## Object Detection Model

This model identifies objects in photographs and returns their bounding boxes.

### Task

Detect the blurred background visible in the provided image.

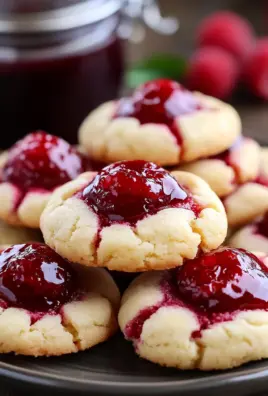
[128,0,267,62]
[125,0,268,141]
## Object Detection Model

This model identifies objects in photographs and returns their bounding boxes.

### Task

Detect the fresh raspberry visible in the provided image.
[186,47,239,99]
[196,11,255,62]
[243,38,268,100]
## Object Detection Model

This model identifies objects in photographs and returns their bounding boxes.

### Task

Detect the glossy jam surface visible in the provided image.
[80,160,200,226]
[0,38,123,148]
[177,247,268,312]
[2,131,90,190]
[125,248,268,341]
[0,243,77,312]
[257,213,268,238]
[114,79,203,145]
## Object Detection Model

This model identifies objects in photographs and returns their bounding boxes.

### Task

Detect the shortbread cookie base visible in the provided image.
[179,138,260,197]
[41,171,227,271]
[0,266,120,356]
[119,266,268,370]
[0,182,51,228]
[229,224,268,253]
[224,183,268,227]
[79,93,241,166]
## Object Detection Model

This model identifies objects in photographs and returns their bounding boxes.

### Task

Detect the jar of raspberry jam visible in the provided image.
[0,0,124,147]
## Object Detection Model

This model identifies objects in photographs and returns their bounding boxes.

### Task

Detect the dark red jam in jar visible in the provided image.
[0,0,124,148]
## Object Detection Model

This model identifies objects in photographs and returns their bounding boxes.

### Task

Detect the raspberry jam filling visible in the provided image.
[2,131,90,191]
[125,248,268,341]
[256,212,268,238]
[78,160,201,227]
[0,243,78,314]
[255,175,268,187]
[177,247,268,312]
[212,136,243,183]
[255,166,268,187]
[114,79,203,146]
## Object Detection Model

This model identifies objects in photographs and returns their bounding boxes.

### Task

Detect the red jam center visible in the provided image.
[0,243,77,312]
[257,213,268,238]
[2,131,90,190]
[177,247,268,312]
[114,79,203,146]
[79,160,200,226]
[212,136,243,181]
[255,163,268,187]
[125,248,268,341]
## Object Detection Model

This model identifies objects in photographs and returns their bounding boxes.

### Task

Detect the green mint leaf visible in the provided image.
[126,69,167,89]
[126,54,188,89]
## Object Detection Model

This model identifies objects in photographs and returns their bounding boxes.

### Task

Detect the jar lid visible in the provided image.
[0,0,121,33]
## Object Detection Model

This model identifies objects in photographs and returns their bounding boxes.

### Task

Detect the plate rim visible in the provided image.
[1,359,268,394]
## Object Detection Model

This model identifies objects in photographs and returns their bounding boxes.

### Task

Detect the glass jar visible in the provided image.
[0,0,124,147]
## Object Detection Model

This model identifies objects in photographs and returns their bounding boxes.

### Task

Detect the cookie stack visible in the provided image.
[0,132,120,356]
[229,148,268,252]
[0,79,268,371]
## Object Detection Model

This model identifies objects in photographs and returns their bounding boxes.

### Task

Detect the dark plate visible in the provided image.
[1,333,268,396]
[1,141,268,395]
